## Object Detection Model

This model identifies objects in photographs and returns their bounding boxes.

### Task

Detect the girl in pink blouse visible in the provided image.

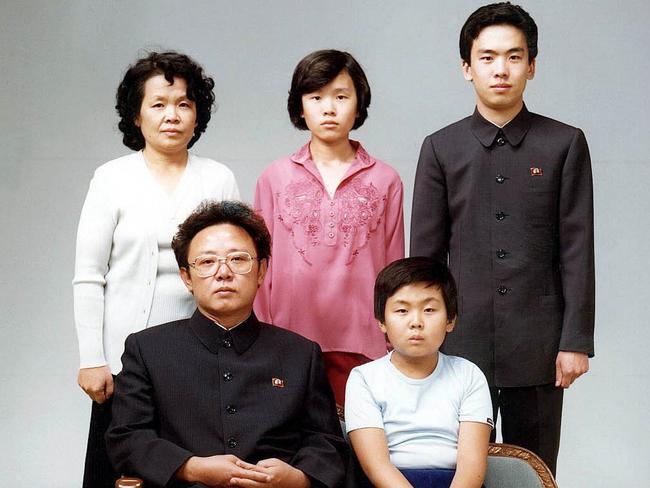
[254,50,405,406]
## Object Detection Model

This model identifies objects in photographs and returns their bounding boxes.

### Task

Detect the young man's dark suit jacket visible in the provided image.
[410,105,595,388]
[106,310,347,488]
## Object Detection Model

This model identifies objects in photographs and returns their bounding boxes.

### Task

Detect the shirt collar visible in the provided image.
[289,140,374,168]
[189,309,261,355]
[470,104,532,147]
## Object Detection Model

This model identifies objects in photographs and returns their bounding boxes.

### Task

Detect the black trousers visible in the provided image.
[83,396,119,488]
[489,384,564,476]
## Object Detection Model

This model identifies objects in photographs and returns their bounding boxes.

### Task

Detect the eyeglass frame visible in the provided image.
[187,251,260,277]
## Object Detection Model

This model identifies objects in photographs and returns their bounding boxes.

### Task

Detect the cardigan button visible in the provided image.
[226,405,237,414]
[496,174,506,184]
[496,249,508,259]
[223,372,233,381]
[497,285,509,295]
[227,437,237,448]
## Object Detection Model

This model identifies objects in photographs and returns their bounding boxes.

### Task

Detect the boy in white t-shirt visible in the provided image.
[345,257,493,488]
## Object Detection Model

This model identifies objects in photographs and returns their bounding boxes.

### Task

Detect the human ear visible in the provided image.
[180,267,193,294]
[257,258,268,287]
[526,58,536,80]
[462,60,473,82]
[446,317,456,333]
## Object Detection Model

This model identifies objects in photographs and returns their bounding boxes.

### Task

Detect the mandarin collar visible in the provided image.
[290,140,374,168]
[470,104,532,147]
[189,309,261,355]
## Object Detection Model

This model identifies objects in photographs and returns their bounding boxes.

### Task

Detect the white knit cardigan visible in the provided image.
[73,151,240,373]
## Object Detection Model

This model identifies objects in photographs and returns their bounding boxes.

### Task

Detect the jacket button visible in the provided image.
[223,338,232,348]
[226,405,237,414]
[223,372,233,381]
[496,249,507,259]
[227,437,237,448]
[495,174,506,184]
[495,211,507,221]
[497,285,509,295]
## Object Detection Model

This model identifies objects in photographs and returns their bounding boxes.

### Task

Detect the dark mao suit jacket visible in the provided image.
[411,106,595,387]
[106,311,346,488]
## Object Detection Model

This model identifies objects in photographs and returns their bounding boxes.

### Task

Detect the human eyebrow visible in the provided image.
[332,86,353,93]
[392,296,441,306]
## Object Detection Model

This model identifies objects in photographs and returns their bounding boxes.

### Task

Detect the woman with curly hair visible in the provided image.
[73,51,239,487]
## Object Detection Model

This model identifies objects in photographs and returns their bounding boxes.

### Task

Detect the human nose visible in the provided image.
[213,257,234,280]
[409,313,423,329]
[494,57,508,78]
[322,97,336,115]
[163,104,179,122]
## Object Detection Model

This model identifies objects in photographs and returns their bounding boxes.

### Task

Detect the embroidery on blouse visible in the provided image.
[279,175,386,265]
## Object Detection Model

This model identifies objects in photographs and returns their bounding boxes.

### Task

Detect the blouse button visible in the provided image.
[328,232,334,238]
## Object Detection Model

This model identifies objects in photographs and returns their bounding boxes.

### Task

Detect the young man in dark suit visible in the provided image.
[107,201,346,488]
[410,2,594,475]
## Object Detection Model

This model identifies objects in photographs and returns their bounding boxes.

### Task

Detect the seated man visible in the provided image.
[107,200,346,488]
[345,257,493,488]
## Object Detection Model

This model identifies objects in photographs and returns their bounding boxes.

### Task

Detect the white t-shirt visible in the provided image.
[345,352,493,469]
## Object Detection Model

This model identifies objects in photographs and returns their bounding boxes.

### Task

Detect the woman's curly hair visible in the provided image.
[116,51,215,150]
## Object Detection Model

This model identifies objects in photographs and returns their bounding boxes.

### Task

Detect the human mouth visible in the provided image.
[408,335,424,342]
[215,287,236,295]
[161,129,181,135]
[321,120,338,128]
[491,84,511,91]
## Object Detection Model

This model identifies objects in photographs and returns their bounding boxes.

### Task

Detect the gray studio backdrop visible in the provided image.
[1,0,648,486]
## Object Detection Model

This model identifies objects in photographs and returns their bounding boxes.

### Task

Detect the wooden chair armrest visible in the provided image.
[115,477,143,487]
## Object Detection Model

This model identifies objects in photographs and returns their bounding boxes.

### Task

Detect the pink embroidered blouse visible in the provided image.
[254,142,405,359]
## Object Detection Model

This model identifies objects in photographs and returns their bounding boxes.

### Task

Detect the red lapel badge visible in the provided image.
[272,377,285,388]
[530,167,543,176]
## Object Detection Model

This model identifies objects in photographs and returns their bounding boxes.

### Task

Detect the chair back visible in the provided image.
[485,443,558,488]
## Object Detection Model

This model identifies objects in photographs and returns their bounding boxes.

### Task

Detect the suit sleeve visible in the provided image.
[291,342,347,488]
[383,174,405,264]
[106,334,194,488]
[253,171,274,324]
[558,129,595,356]
[410,135,450,263]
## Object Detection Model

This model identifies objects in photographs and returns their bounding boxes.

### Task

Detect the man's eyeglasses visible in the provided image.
[188,251,258,277]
